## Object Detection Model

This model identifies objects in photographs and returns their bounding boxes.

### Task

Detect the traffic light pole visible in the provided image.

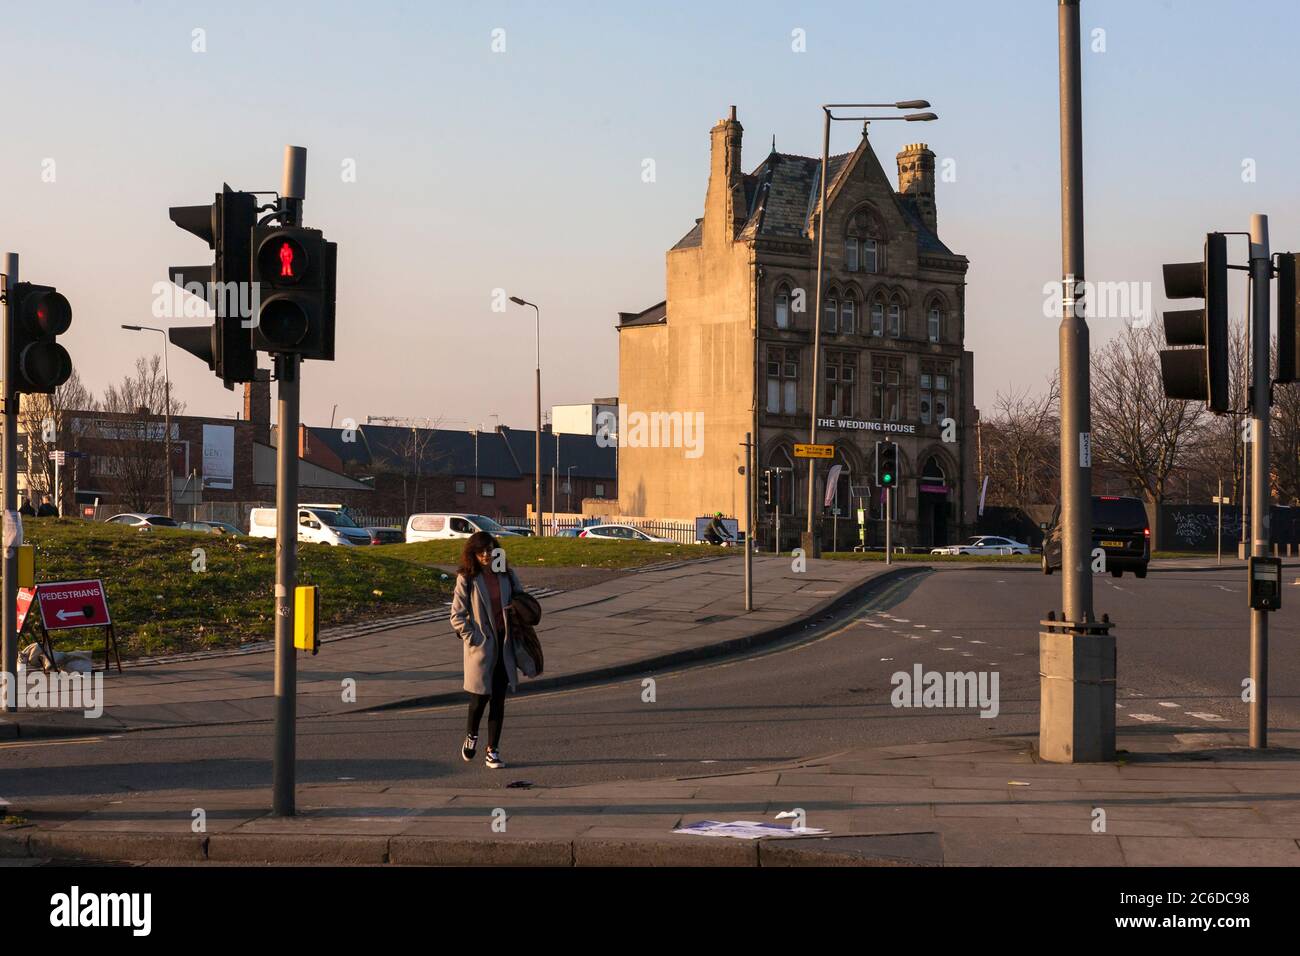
[1,253,17,711]
[1248,213,1270,748]
[272,146,307,816]
[885,487,892,566]
[741,432,753,611]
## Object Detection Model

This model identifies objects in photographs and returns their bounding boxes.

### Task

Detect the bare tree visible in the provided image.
[18,368,96,512]
[980,374,1060,508]
[1178,320,1250,504]
[97,355,185,512]
[1273,339,1300,506]
[1090,323,1205,521]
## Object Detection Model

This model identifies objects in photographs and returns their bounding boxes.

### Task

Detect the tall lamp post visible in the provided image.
[122,324,174,518]
[508,296,543,536]
[567,464,576,513]
[803,102,936,557]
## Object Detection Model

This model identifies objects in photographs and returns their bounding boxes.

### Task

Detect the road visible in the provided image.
[2,563,1296,803]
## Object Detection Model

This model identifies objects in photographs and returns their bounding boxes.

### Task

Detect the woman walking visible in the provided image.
[449,531,533,769]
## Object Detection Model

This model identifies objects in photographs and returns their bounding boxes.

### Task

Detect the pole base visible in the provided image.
[1039,627,1116,763]
[799,531,821,559]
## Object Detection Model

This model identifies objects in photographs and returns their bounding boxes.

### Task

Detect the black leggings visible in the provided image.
[467,640,509,749]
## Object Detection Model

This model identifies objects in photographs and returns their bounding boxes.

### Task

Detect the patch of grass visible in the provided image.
[383,536,723,570]
[12,521,724,658]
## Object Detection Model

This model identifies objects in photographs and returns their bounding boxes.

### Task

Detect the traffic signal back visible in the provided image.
[1159,232,1230,413]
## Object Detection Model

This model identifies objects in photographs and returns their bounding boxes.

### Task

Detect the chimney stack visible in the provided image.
[703,105,745,246]
[896,143,937,234]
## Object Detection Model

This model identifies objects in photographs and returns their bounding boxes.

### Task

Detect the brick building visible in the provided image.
[618,106,976,549]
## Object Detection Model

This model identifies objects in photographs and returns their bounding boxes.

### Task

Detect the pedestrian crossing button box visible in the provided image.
[1248,556,1282,611]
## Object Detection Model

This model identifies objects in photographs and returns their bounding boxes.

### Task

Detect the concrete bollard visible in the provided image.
[1039,627,1116,763]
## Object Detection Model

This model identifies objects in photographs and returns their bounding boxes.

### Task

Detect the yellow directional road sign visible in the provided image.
[794,443,835,459]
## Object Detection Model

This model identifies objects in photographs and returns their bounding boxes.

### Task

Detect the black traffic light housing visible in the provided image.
[251,225,335,360]
[167,185,259,389]
[875,440,898,489]
[1159,232,1230,413]
[1277,253,1298,384]
[7,283,73,393]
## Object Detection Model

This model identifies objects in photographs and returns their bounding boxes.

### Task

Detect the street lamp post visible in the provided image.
[803,102,936,558]
[567,464,576,513]
[509,296,543,536]
[122,324,174,517]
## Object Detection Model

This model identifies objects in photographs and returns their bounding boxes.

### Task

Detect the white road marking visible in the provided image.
[880,658,893,662]
[939,647,955,651]
[1187,712,1226,722]
[913,624,929,629]
[1130,713,1164,722]
[1157,702,1180,708]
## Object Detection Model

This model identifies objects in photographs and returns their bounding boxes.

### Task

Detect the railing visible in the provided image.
[502,516,700,544]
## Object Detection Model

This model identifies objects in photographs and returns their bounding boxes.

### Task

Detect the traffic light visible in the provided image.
[250,225,336,359]
[875,440,898,489]
[8,283,72,393]
[763,470,773,507]
[1159,232,1230,413]
[167,185,259,389]
[1278,253,1298,384]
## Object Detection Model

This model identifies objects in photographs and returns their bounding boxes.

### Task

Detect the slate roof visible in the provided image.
[304,424,616,480]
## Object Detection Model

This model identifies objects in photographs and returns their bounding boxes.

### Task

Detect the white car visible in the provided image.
[404,513,522,543]
[578,524,674,543]
[105,513,180,530]
[931,535,1030,556]
[249,505,372,546]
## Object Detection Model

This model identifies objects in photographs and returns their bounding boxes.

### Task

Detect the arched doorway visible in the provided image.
[917,455,951,547]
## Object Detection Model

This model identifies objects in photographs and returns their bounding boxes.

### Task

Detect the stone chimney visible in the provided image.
[896,143,937,234]
[243,370,271,444]
[703,105,745,247]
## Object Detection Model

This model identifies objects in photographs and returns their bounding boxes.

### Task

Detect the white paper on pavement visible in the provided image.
[673,820,829,840]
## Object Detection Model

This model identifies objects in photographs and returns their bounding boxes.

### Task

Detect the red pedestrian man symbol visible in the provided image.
[279,241,295,278]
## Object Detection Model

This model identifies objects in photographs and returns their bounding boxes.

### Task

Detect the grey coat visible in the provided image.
[449,568,538,695]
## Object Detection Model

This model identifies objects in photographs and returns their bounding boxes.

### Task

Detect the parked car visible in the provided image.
[1041,494,1150,578]
[364,527,405,545]
[105,513,180,530]
[579,524,674,543]
[930,535,1030,556]
[404,513,521,543]
[249,504,372,546]
[503,526,535,537]
[554,527,584,538]
[192,520,245,536]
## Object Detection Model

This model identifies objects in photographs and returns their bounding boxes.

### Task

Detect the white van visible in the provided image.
[404,513,520,543]
[249,504,373,547]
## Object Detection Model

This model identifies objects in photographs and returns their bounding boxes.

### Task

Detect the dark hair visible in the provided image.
[457,531,501,579]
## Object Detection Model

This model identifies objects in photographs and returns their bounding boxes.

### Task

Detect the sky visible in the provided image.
[1,0,1297,430]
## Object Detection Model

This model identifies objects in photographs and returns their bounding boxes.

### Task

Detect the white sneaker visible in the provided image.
[485,748,505,769]
[461,735,477,762]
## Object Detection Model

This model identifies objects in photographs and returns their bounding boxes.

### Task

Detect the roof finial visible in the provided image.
[862,120,871,137]
[770,134,776,155]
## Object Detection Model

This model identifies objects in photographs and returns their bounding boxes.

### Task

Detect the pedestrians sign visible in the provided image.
[35,579,112,631]
[16,587,34,633]
[794,443,834,459]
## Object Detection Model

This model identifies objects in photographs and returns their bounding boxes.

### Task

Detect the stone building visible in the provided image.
[618,106,975,549]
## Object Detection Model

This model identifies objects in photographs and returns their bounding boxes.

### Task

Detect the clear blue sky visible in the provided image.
[1,0,1296,428]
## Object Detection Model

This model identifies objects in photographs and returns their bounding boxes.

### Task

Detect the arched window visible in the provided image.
[888,299,903,338]
[863,237,880,273]
[927,302,943,342]
[840,294,856,335]
[823,290,839,334]
[847,209,886,275]
[775,285,791,329]
[870,297,885,337]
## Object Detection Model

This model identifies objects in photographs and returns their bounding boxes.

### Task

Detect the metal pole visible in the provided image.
[533,306,542,537]
[775,471,782,554]
[550,466,556,535]
[743,432,753,611]
[1248,213,1270,749]
[272,145,307,816]
[1,253,18,711]
[1058,0,1093,627]
[885,487,892,565]
[163,350,172,518]
[1217,478,1223,566]
[804,109,831,552]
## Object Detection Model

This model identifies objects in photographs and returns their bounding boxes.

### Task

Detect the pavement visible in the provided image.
[4,727,1298,866]
[1,555,916,738]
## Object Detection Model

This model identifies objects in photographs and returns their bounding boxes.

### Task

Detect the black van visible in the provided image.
[1041,495,1151,578]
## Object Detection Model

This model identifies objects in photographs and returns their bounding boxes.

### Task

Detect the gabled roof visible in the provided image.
[617,300,667,328]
